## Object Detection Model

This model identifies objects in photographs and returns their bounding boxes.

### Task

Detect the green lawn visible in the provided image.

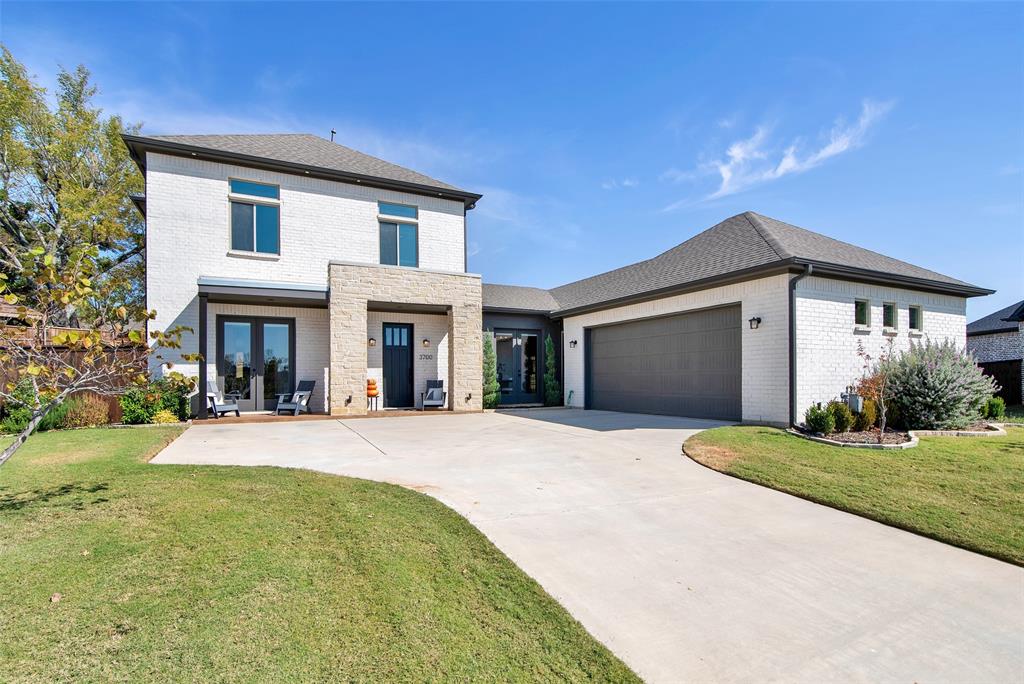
[0,428,637,683]
[685,426,1024,566]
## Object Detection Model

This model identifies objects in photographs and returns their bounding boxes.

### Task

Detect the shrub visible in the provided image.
[543,334,561,406]
[151,372,195,421]
[0,379,35,434]
[151,409,180,424]
[482,334,500,409]
[882,339,997,430]
[805,402,835,435]
[120,386,154,425]
[853,398,877,432]
[37,400,71,432]
[62,395,110,428]
[984,396,1006,420]
[827,400,854,433]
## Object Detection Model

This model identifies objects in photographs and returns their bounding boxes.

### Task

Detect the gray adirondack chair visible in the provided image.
[420,380,446,411]
[275,380,316,416]
[207,379,240,418]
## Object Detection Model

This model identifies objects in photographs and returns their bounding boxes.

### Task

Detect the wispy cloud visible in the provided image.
[601,177,639,190]
[472,186,583,253]
[662,99,894,209]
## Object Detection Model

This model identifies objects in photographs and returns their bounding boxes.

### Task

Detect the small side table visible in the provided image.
[367,395,379,411]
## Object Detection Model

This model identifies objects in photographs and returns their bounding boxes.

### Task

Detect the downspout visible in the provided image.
[789,263,813,426]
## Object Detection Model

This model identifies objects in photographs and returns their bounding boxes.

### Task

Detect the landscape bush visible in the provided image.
[150,409,180,424]
[853,398,877,432]
[0,380,35,434]
[826,400,854,433]
[984,396,1006,420]
[804,402,836,435]
[881,339,997,430]
[119,373,196,424]
[62,395,111,429]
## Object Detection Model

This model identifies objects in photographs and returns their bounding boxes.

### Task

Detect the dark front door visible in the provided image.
[383,323,414,408]
[218,316,295,412]
[494,330,542,404]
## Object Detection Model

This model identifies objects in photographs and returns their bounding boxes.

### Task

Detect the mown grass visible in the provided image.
[685,426,1024,565]
[0,427,637,683]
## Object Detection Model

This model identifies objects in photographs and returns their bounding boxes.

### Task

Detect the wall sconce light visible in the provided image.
[422,338,431,348]
[368,337,376,347]
[748,316,762,330]
[569,340,578,348]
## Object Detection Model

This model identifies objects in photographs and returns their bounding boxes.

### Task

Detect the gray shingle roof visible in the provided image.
[967,299,1024,335]
[488,212,988,316]
[482,284,561,312]
[139,133,472,196]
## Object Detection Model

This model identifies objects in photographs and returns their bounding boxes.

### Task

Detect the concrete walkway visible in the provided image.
[154,409,1024,683]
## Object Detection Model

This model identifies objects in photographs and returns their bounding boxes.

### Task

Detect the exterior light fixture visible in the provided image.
[422,338,431,348]
[569,340,578,348]
[748,317,762,330]
[368,337,376,347]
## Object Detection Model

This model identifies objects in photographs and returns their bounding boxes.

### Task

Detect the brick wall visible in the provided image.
[328,262,482,415]
[968,324,1024,403]
[366,311,450,410]
[145,152,465,378]
[794,276,967,419]
[205,303,330,413]
[561,273,791,425]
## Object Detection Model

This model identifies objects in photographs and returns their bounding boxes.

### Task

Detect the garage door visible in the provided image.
[586,305,741,420]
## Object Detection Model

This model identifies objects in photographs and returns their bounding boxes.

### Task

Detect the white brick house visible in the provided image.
[126,133,483,416]
[128,133,991,423]
[967,300,1023,406]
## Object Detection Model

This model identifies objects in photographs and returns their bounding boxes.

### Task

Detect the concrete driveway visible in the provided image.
[154,409,1024,683]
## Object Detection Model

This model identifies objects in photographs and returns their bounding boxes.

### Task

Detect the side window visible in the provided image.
[855,299,870,327]
[378,201,418,267]
[909,305,923,331]
[229,179,280,254]
[882,302,897,329]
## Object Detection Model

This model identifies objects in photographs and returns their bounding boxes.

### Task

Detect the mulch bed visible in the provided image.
[797,426,912,445]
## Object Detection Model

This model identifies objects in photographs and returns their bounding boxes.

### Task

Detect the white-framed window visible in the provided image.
[229,179,280,255]
[378,201,418,267]
[882,301,897,329]
[855,299,870,327]
[909,305,923,331]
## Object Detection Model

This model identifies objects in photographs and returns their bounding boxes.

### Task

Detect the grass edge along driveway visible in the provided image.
[684,425,1024,566]
[0,426,638,683]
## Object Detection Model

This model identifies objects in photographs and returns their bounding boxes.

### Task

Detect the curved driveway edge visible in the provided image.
[153,409,1024,683]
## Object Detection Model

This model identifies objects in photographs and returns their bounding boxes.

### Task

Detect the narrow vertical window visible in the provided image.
[883,302,897,329]
[909,305,922,331]
[855,299,870,327]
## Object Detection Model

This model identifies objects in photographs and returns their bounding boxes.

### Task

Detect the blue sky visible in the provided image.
[5,2,1022,318]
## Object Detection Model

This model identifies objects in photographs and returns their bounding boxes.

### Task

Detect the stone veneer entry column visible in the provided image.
[328,261,483,415]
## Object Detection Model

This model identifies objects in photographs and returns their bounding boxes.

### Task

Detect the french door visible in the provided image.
[493,330,541,404]
[218,316,295,412]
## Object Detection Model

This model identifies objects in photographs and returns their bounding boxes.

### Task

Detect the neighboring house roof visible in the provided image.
[487,212,992,318]
[967,299,1024,336]
[121,133,482,208]
[482,284,561,313]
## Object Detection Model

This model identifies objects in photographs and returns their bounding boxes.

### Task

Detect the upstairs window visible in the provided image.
[855,299,870,327]
[229,179,280,255]
[909,305,923,331]
[379,201,418,267]
[883,302,897,329]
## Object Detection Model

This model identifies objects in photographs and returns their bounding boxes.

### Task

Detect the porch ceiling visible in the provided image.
[197,277,328,308]
[367,301,451,314]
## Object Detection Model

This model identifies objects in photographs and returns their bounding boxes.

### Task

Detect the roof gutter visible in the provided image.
[120,134,483,210]
[789,263,813,427]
